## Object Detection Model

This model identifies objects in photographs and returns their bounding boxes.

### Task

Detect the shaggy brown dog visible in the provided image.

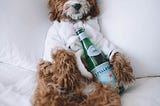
[33,0,135,105]
[33,50,121,106]
[47,0,135,85]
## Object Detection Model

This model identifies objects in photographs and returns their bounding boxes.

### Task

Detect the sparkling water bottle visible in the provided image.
[76,28,117,88]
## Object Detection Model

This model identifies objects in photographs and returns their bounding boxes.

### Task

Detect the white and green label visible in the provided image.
[92,62,117,88]
[87,45,101,56]
[78,32,87,41]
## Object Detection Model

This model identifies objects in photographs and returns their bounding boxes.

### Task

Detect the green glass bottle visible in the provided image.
[76,28,117,88]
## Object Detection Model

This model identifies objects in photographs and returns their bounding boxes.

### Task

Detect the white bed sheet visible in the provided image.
[122,77,160,106]
[0,63,36,106]
[0,63,160,106]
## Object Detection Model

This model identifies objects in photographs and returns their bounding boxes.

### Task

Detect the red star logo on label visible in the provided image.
[109,74,112,78]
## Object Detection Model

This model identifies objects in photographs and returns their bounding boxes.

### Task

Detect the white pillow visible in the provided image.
[0,0,51,71]
[98,0,160,77]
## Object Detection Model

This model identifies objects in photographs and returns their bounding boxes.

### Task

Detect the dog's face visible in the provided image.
[48,0,99,22]
[63,0,90,20]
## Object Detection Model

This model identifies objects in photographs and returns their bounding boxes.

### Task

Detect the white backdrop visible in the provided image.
[99,0,160,77]
[0,0,51,70]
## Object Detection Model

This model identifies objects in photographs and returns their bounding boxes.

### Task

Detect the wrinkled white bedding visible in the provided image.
[0,62,160,106]
[122,77,160,106]
[0,63,36,106]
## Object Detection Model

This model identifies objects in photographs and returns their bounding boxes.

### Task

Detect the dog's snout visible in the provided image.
[72,3,81,10]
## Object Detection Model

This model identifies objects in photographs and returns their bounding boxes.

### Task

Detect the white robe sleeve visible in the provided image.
[43,22,67,62]
[99,38,120,60]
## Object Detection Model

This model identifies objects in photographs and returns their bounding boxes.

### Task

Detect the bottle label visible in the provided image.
[91,62,117,88]
[78,32,87,41]
[87,45,101,56]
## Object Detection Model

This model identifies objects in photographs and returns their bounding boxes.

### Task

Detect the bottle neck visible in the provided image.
[77,31,88,41]
[76,28,93,49]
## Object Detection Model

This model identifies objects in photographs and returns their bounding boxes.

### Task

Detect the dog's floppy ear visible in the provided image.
[48,0,67,22]
[48,0,58,21]
[88,0,100,18]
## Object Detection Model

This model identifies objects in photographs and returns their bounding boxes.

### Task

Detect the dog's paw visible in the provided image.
[38,60,53,78]
[110,52,135,86]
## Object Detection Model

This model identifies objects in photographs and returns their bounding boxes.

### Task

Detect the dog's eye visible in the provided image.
[57,87,67,93]
[57,86,65,91]
[60,87,65,91]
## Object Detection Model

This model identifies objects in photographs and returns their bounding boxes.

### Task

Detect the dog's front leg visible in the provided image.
[33,60,54,106]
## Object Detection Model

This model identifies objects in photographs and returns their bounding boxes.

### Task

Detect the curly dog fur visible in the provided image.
[33,0,135,105]
[33,50,121,106]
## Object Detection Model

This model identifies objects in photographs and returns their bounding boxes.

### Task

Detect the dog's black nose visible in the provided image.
[72,3,81,10]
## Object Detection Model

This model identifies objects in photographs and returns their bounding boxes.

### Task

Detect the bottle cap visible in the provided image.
[76,28,85,35]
